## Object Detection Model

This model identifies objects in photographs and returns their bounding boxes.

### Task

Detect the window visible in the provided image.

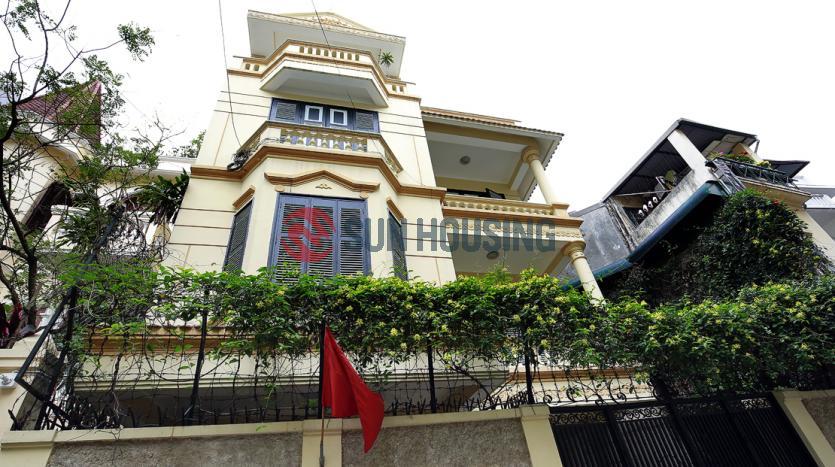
[271,194,368,282]
[304,105,323,123]
[25,182,72,231]
[389,213,407,280]
[224,201,253,270]
[330,108,348,126]
[274,101,298,121]
[270,99,379,133]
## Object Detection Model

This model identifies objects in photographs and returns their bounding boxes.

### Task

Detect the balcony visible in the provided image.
[714,157,797,188]
[234,41,414,106]
[228,121,403,177]
[440,194,583,276]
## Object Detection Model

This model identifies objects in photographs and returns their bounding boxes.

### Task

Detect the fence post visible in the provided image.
[185,305,209,426]
[426,343,437,413]
[653,378,704,467]
[523,346,535,405]
[603,406,635,467]
[521,323,535,405]
[316,321,325,419]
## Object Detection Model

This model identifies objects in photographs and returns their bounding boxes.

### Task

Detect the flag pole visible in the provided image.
[318,321,326,467]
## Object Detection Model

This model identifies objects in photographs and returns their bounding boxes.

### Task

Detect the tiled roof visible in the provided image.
[18,81,102,141]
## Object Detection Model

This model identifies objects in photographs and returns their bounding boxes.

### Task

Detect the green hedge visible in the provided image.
[64,264,835,394]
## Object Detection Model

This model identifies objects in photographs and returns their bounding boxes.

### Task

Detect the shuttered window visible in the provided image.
[271,194,368,282]
[354,111,376,132]
[273,100,298,121]
[270,98,379,133]
[389,213,407,280]
[223,201,253,271]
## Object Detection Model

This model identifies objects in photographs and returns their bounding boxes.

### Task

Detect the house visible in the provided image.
[568,119,835,283]
[3,13,835,467]
[165,11,603,300]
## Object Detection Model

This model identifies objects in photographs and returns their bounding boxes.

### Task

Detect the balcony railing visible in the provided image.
[442,194,560,219]
[237,41,413,98]
[717,157,797,188]
[233,121,403,175]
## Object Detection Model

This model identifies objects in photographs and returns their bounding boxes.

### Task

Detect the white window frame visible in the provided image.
[304,105,324,123]
[329,108,348,126]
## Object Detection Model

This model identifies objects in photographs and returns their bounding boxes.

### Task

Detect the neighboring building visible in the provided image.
[164,11,602,298]
[568,119,835,282]
[0,83,193,255]
[801,185,835,241]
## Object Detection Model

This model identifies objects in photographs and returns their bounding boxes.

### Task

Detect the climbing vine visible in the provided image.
[63,262,834,395]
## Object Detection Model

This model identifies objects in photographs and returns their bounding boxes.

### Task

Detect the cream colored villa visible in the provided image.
[165,11,603,299]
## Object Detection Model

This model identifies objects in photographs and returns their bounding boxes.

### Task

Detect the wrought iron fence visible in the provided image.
[11,309,659,430]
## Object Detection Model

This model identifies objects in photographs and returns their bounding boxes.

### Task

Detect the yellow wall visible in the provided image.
[165,71,456,283]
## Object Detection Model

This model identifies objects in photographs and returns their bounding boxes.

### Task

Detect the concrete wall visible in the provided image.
[774,390,835,466]
[342,419,530,467]
[0,405,562,467]
[807,208,835,240]
[804,396,835,450]
[46,433,303,467]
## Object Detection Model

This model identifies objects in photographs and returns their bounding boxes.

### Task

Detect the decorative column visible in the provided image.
[522,147,560,206]
[563,242,604,302]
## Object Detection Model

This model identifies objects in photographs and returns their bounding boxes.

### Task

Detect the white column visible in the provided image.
[564,242,604,302]
[522,147,560,206]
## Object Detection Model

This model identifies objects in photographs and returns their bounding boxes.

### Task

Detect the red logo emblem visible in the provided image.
[281,207,334,263]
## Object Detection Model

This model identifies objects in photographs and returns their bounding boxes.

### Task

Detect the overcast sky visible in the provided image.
[34,0,835,209]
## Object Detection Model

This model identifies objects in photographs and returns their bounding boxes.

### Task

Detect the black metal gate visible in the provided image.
[549,394,815,467]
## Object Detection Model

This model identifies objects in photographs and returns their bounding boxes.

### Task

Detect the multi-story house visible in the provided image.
[569,119,835,282]
[165,11,602,300]
[4,13,834,467]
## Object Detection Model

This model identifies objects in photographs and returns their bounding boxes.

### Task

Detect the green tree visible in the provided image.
[610,190,831,303]
[0,0,161,339]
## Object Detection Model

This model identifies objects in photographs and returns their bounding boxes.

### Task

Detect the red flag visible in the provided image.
[321,326,385,452]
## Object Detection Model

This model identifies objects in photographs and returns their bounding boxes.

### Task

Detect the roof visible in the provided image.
[765,159,809,178]
[421,107,562,136]
[277,12,383,35]
[603,119,758,200]
[421,106,564,201]
[16,81,103,142]
[247,11,406,77]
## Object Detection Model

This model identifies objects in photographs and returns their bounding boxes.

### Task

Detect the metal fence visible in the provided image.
[549,392,816,467]
[11,312,659,430]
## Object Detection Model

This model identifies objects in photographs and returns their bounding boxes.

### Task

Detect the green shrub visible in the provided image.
[62,262,834,394]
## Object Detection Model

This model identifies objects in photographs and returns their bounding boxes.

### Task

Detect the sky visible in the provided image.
[21,0,835,210]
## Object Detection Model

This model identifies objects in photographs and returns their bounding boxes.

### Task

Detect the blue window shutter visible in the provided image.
[389,213,407,279]
[272,195,369,281]
[224,201,253,271]
[307,197,337,277]
[353,110,377,132]
[336,199,369,276]
[272,99,299,122]
[272,195,310,282]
